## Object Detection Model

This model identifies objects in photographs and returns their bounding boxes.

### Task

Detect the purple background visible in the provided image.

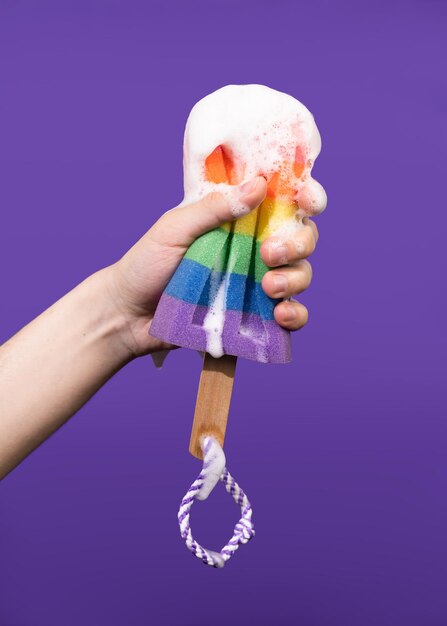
[1,1,446,624]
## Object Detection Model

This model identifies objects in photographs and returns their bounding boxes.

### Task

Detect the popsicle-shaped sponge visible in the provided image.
[150,84,326,364]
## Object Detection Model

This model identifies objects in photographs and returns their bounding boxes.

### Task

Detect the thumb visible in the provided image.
[151,176,267,248]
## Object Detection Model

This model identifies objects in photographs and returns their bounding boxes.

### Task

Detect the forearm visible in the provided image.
[0,266,133,479]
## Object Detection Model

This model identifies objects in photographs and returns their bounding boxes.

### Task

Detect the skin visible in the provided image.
[0,176,318,479]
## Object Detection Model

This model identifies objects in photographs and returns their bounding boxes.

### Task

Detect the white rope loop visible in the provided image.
[178,436,255,568]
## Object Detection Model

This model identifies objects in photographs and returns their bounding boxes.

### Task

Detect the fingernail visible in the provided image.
[269,241,288,265]
[239,177,260,196]
[282,303,296,322]
[272,274,288,295]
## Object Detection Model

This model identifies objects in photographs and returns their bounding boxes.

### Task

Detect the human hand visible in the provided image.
[106,176,319,357]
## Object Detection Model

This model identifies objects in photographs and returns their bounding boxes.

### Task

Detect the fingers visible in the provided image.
[151,176,267,248]
[302,217,319,244]
[274,300,309,331]
[260,217,319,267]
[261,260,312,299]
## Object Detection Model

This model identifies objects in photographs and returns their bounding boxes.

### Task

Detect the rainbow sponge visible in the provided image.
[150,194,296,363]
[149,84,325,364]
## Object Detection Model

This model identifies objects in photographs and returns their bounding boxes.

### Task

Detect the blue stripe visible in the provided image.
[165,258,278,320]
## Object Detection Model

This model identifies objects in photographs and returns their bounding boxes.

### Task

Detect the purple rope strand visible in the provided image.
[177,436,255,568]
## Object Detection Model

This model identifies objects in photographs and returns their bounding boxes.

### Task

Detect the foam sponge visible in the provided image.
[149,84,326,364]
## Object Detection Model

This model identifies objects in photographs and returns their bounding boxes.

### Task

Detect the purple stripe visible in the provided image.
[150,294,291,364]
[181,496,195,506]
[178,510,189,524]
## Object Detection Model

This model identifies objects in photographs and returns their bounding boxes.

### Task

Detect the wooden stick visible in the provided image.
[189,353,237,460]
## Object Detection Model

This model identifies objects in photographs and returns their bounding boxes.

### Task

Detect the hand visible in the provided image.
[106,176,319,357]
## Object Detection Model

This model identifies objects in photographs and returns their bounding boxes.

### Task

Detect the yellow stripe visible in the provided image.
[221,198,297,241]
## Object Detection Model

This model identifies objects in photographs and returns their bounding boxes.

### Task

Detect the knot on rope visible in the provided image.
[177,436,255,568]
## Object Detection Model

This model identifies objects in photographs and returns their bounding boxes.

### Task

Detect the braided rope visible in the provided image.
[178,436,255,568]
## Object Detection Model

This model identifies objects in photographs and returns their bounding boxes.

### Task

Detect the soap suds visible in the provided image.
[203,250,236,358]
[295,177,327,215]
[203,271,227,359]
[206,550,225,568]
[221,182,255,218]
[196,436,226,501]
[182,84,325,215]
[270,214,306,241]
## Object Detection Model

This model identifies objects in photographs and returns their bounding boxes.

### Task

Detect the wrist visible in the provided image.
[98,263,158,359]
[83,266,140,364]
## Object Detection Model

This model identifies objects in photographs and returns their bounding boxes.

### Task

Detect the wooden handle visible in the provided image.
[189,353,237,460]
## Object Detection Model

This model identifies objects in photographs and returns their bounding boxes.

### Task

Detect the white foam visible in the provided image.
[206,550,225,568]
[202,271,227,359]
[203,252,235,358]
[182,84,326,218]
[196,437,226,501]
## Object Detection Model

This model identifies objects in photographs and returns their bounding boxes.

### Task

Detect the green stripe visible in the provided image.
[184,227,229,268]
[253,240,270,283]
[184,227,270,282]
